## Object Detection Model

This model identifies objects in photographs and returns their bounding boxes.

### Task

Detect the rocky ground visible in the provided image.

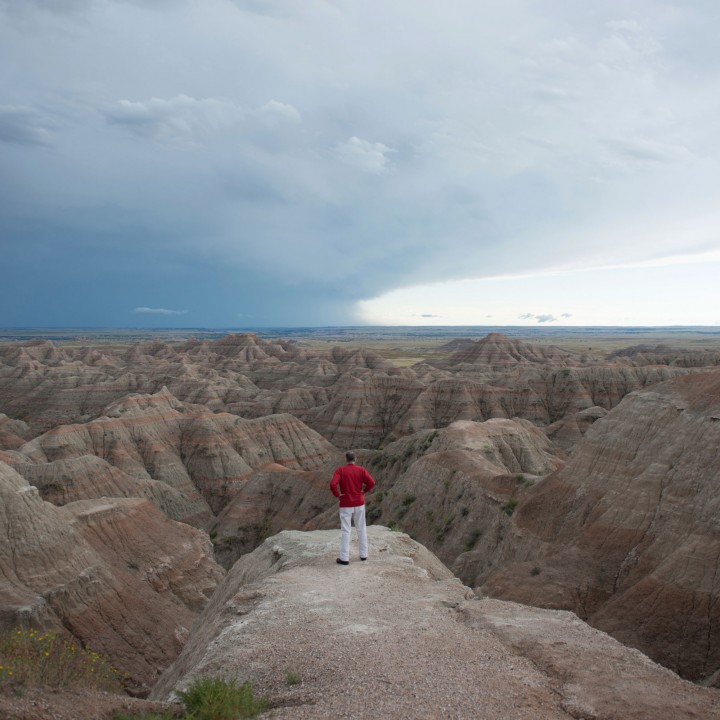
[148,527,720,720]
[0,688,180,720]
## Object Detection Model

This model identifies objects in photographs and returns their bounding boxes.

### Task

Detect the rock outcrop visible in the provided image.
[361,419,563,572]
[151,528,720,719]
[0,461,225,695]
[481,370,720,686]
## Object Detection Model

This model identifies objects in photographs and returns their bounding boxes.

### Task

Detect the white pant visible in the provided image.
[338,505,368,562]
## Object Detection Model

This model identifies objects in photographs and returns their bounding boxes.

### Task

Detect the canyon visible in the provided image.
[1,329,720,716]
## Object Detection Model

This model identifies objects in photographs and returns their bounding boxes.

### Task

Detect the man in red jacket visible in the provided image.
[330,451,376,565]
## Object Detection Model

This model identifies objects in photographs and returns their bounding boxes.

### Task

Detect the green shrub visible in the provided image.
[464,529,481,551]
[366,506,381,523]
[0,628,123,693]
[531,566,542,576]
[178,676,267,720]
[501,498,519,516]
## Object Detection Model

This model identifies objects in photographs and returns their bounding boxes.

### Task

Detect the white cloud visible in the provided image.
[535,314,557,323]
[335,136,395,175]
[106,94,243,145]
[134,307,188,315]
[258,100,301,124]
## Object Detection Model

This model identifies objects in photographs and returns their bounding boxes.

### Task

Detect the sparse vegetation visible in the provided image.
[0,628,123,693]
[464,529,481,551]
[522,478,535,488]
[286,671,301,685]
[501,498,519,516]
[178,676,267,719]
[366,505,381,523]
[531,566,542,576]
[115,676,267,720]
[396,493,417,519]
[127,560,139,570]
[388,522,402,532]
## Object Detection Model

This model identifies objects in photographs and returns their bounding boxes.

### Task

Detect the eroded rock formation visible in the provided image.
[0,461,224,695]
[6,387,335,527]
[480,370,720,686]
[3,331,720,697]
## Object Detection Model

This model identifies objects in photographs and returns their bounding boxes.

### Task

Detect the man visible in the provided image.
[330,451,376,565]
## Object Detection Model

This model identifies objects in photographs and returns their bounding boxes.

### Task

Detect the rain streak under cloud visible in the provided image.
[2,0,720,327]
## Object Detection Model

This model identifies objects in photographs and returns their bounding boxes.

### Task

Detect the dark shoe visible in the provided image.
[360,557,368,561]
[336,559,349,565]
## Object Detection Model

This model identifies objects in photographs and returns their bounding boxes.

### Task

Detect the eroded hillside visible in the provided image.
[2,331,720,697]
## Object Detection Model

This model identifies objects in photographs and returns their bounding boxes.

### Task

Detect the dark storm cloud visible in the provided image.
[0,107,53,146]
[1,0,719,326]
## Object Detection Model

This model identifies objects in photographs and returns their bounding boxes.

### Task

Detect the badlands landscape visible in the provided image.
[1,328,720,718]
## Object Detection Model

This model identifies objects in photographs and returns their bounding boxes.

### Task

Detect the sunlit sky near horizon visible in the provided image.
[2,1,720,327]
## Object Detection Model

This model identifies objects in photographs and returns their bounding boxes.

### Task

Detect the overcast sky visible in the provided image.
[2,0,719,327]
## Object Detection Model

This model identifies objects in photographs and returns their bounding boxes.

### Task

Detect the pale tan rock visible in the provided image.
[151,528,720,719]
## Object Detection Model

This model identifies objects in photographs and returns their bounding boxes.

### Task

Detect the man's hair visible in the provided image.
[345,451,356,462]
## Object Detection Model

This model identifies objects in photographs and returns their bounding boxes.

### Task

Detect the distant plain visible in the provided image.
[3,326,720,367]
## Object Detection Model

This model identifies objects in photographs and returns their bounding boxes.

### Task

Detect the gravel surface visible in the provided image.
[153,528,574,719]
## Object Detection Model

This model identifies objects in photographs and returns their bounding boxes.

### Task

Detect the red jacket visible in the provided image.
[330,463,376,508]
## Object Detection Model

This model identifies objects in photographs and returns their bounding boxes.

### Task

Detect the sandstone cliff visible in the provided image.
[150,528,720,719]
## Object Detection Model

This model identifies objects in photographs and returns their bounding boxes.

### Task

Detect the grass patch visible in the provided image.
[0,628,123,693]
[286,671,301,686]
[178,676,267,719]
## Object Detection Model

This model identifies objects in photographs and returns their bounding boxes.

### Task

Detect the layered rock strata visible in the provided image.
[481,370,720,686]
[7,388,335,526]
[0,461,224,695]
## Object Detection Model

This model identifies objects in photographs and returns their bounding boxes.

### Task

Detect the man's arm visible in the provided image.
[330,467,342,497]
[362,468,376,494]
